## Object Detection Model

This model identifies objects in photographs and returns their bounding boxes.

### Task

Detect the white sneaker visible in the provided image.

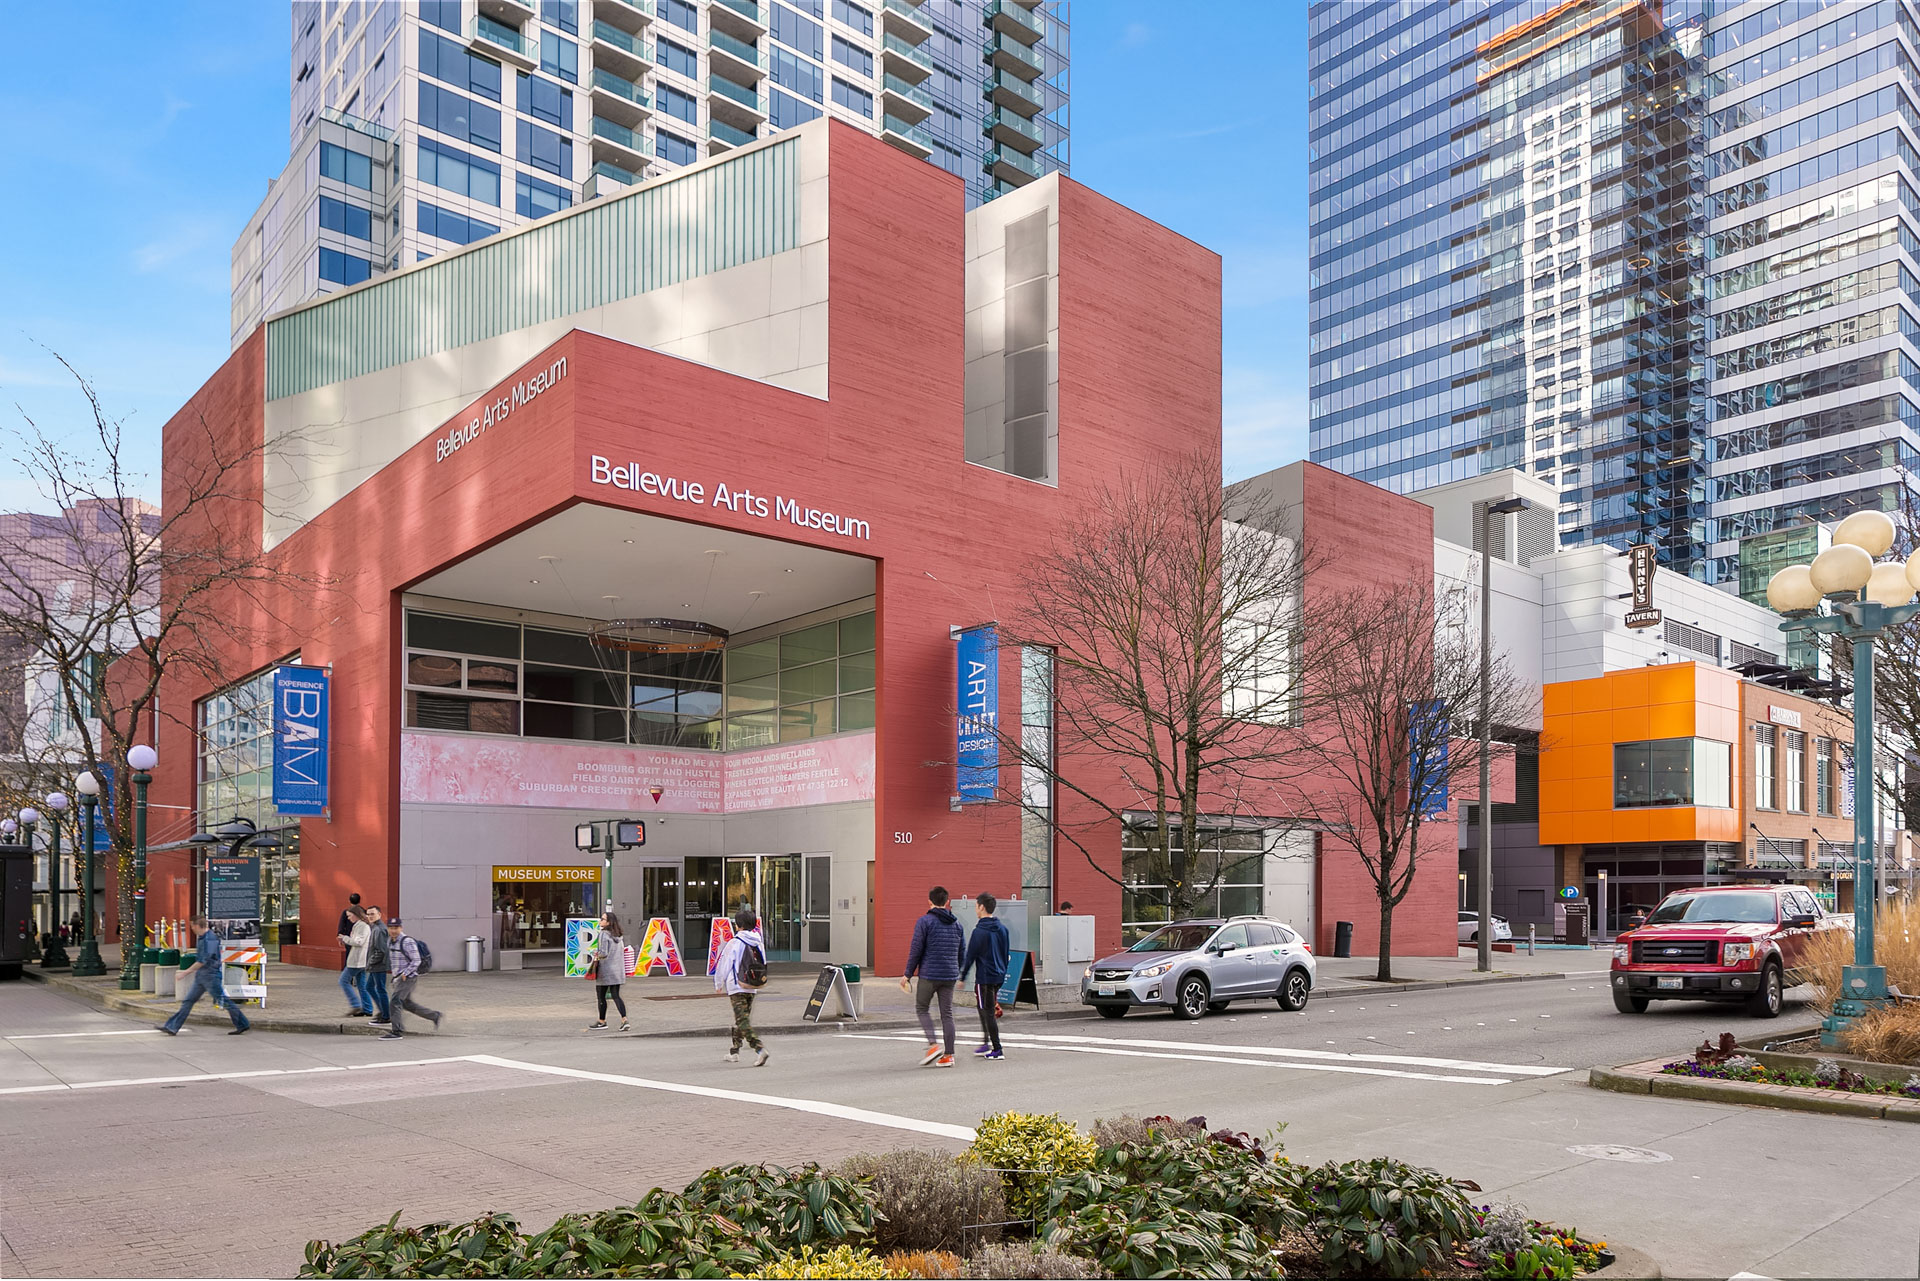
[725,1049,739,1064]
[754,1047,770,1067]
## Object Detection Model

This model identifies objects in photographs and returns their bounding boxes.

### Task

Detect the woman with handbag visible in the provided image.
[587,913,629,1031]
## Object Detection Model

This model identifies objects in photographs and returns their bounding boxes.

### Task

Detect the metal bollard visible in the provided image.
[1528,923,1536,957]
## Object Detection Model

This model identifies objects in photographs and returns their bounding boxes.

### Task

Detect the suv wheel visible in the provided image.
[1612,987,1648,1014]
[1277,968,1311,1012]
[1173,975,1210,1020]
[1745,962,1783,1019]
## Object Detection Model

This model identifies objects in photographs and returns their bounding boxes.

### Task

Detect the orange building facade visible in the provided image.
[1541,662,1859,932]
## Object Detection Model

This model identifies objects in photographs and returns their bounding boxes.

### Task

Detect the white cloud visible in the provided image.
[1223,366,1309,481]
[1121,21,1153,47]
[132,215,223,275]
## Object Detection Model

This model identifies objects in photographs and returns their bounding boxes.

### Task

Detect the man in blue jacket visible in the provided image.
[961,892,1011,1060]
[899,885,965,1068]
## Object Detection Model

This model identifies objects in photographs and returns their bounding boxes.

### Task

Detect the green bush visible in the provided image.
[1088,1115,1206,1149]
[1038,1170,1281,1279]
[301,1211,525,1279]
[1297,1157,1476,1278]
[1099,1133,1304,1242]
[967,1113,1098,1222]
[684,1163,878,1247]
[964,1242,1107,1279]
[735,1244,892,1279]
[516,1188,766,1277]
[836,1150,1008,1255]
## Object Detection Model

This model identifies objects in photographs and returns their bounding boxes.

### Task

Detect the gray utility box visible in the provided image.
[1040,914,1095,986]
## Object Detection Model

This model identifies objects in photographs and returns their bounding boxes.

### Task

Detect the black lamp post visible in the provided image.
[38,793,70,968]
[117,745,158,991]
[72,771,105,976]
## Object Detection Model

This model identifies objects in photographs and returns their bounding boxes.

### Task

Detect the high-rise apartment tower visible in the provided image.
[1309,0,1920,587]
[230,0,1068,344]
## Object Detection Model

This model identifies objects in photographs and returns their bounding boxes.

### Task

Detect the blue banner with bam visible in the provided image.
[272,665,331,816]
[955,625,999,802]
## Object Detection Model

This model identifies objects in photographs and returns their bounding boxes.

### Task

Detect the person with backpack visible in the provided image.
[337,905,372,1018]
[899,886,966,1068]
[588,912,629,1032]
[713,906,769,1066]
[961,892,1011,1060]
[377,918,442,1039]
[363,906,393,1027]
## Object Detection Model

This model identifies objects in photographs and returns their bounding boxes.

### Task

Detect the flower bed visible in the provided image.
[1662,1053,1920,1101]
[299,1112,1616,1280]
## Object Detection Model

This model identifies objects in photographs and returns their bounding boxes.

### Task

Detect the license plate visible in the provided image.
[1097,985,1117,997]
[1657,977,1682,990]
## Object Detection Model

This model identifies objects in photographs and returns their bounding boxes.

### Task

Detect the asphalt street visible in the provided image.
[2,976,1914,1280]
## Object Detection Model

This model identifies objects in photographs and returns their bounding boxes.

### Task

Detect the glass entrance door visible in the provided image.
[723,857,758,923]
[762,855,801,961]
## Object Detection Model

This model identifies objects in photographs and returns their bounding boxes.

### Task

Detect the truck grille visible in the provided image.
[1633,939,1718,965]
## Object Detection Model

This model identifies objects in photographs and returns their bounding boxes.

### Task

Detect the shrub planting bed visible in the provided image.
[300,1113,1617,1279]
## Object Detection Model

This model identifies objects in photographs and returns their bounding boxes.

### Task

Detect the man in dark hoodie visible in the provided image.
[961,892,1011,1060]
[899,885,965,1068]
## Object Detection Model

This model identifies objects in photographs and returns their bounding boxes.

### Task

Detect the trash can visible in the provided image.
[840,963,863,1017]
[464,936,484,973]
[1333,921,1354,959]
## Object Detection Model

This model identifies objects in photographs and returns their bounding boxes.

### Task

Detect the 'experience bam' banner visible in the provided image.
[272,666,330,816]
[955,625,999,802]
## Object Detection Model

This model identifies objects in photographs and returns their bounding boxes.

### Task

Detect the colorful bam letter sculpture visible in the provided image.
[634,916,685,976]
[706,916,737,977]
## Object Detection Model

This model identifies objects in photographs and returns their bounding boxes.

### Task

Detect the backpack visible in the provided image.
[412,937,434,973]
[736,938,769,988]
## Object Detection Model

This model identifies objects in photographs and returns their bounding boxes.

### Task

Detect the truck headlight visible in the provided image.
[1135,962,1175,979]
[1723,942,1753,964]
[1612,945,1628,962]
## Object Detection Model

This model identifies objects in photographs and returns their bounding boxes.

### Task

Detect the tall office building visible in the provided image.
[229,0,1067,344]
[1309,0,1920,587]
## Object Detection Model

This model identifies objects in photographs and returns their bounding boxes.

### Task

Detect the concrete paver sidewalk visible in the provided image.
[23,942,1605,1037]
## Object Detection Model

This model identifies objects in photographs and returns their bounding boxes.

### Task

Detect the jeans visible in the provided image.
[596,985,628,1020]
[915,978,956,1054]
[366,971,391,1021]
[388,975,441,1034]
[164,971,250,1034]
[975,982,1002,1052]
[340,965,370,1012]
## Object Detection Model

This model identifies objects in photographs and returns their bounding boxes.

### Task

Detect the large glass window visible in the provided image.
[516,118,572,178]
[659,84,698,127]
[1816,737,1836,815]
[1121,827,1264,943]
[418,137,502,205]
[723,612,876,749]
[197,666,281,833]
[516,172,572,220]
[318,247,372,285]
[319,141,373,189]
[1753,725,1776,809]
[419,81,502,151]
[319,195,372,239]
[1784,730,1807,812]
[657,38,698,80]
[1613,739,1733,809]
[418,201,499,246]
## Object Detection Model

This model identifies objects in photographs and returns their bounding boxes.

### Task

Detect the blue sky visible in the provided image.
[0,1,1306,509]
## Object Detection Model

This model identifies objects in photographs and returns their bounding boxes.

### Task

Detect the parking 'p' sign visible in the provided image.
[1559,885,1580,900]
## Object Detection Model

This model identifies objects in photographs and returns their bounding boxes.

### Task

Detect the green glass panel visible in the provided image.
[779,698,834,742]
[729,640,778,681]
[780,659,836,703]
[727,674,778,714]
[838,651,875,694]
[838,691,875,731]
[780,621,838,665]
[727,710,777,750]
[838,611,875,655]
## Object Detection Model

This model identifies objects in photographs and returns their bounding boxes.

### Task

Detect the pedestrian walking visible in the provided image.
[588,912,629,1031]
[713,906,769,1066]
[962,892,1010,1060]
[899,885,965,1068]
[159,914,250,1036]
[338,906,372,1017]
[378,918,442,1040]
[364,906,394,1027]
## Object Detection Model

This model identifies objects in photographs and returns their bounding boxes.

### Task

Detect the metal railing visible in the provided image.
[591,67,650,108]
[708,28,765,68]
[882,72,933,112]
[591,19,652,59]
[709,74,763,112]
[709,118,758,147]
[592,116,655,155]
[883,114,934,150]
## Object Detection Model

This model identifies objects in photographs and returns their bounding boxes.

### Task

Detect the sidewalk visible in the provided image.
[22,944,1605,1038]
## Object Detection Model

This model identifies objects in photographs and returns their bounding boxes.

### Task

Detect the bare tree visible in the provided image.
[976,452,1318,924]
[1287,578,1531,981]
[0,359,328,979]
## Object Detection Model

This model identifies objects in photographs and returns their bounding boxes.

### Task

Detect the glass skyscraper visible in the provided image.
[231,0,1067,344]
[1310,0,1920,586]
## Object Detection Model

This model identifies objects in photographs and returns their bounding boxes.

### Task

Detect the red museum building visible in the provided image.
[137,120,1458,976]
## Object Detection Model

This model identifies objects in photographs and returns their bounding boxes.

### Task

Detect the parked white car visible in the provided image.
[1458,911,1513,944]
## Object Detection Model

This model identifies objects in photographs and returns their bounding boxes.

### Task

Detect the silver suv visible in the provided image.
[1080,917,1317,1020]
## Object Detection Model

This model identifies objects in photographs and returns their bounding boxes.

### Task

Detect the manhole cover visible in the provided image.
[1565,1144,1672,1164]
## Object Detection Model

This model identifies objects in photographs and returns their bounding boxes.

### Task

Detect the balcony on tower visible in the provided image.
[709,72,769,135]
[879,72,933,125]
[591,115,654,174]
[985,32,1043,80]
[881,31,934,83]
[591,20,655,80]
[984,68,1043,116]
[984,0,1044,44]
[880,0,934,44]
[469,12,537,68]
[591,66,653,128]
[708,28,767,84]
[710,0,770,43]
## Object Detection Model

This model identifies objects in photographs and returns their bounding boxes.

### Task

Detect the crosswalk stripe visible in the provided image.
[837,1033,1513,1086]
[1000,1031,1570,1077]
[5,1029,167,1041]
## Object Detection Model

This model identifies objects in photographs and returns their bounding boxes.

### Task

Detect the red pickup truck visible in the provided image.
[1609,885,1846,1018]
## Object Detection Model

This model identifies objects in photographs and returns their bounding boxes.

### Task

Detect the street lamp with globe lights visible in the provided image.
[71,771,105,976]
[17,808,40,959]
[38,792,70,969]
[1766,509,1920,1046]
[117,745,158,991]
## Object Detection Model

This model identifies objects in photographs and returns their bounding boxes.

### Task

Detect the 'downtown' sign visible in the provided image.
[272,666,330,816]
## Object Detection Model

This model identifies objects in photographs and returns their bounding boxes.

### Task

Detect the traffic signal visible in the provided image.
[615,820,646,848]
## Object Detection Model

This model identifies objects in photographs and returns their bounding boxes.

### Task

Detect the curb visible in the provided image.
[1587,1243,1661,1279]
[1588,1060,1920,1121]
[1313,970,1599,999]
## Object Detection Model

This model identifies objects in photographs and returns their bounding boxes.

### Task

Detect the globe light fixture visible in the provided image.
[128,744,158,772]
[45,791,68,813]
[119,744,159,990]
[75,771,99,797]
[1,818,15,837]
[1770,509,1920,1047]
[1766,565,1820,616]
[1809,543,1873,597]
[18,807,39,827]
[71,769,106,976]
